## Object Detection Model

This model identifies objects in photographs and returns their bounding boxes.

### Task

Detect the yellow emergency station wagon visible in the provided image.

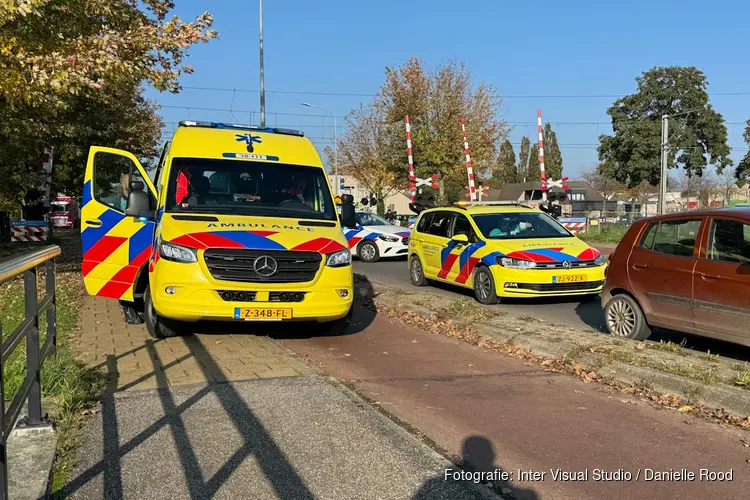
[81,121,357,338]
[408,201,607,303]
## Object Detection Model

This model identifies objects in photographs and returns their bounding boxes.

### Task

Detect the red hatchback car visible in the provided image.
[601,208,750,346]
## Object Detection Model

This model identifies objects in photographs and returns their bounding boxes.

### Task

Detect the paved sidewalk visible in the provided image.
[72,296,317,391]
[62,297,485,499]
[64,376,483,500]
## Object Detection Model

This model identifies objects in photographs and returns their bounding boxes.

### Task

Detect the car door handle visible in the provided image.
[85,220,102,227]
[632,263,648,269]
[700,273,719,280]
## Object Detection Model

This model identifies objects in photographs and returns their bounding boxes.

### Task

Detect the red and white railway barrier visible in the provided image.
[558,217,587,235]
[460,117,477,202]
[11,222,48,242]
[405,116,416,201]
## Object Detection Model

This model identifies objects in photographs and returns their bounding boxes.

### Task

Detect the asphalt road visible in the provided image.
[282,310,750,500]
[353,258,607,332]
[353,252,750,362]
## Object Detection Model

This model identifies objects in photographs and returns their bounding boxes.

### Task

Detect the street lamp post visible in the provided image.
[301,103,338,195]
[259,0,266,127]
[659,109,702,215]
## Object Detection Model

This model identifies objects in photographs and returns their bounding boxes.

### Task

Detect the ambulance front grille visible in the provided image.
[203,249,321,283]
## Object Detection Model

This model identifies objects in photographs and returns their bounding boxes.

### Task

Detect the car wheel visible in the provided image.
[604,293,651,340]
[144,286,182,338]
[357,240,380,263]
[314,307,353,336]
[409,255,428,286]
[473,266,499,305]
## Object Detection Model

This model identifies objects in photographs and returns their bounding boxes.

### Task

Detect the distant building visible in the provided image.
[328,175,413,214]
[487,181,617,216]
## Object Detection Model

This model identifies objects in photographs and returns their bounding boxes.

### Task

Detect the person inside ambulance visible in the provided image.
[489,218,532,238]
[282,175,310,205]
[186,175,219,205]
[102,173,131,211]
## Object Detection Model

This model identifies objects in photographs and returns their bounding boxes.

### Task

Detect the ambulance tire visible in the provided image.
[314,306,353,336]
[472,265,500,305]
[409,255,428,286]
[144,287,182,338]
[357,241,380,263]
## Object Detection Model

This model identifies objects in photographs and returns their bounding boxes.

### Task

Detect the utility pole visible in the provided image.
[259,0,266,127]
[659,114,668,215]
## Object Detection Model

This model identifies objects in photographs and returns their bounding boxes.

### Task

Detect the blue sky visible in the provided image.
[146,0,750,180]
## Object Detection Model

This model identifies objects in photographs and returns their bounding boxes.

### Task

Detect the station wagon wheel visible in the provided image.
[358,240,380,263]
[604,294,651,341]
[472,266,499,305]
[409,255,428,286]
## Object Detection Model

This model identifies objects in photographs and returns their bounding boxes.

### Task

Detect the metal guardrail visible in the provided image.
[0,245,61,500]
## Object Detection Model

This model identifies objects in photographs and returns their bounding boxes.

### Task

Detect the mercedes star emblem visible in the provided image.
[562,260,572,269]
[253,255,278,277]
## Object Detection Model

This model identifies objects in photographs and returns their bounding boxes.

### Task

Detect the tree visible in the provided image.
[374,57,508,203]
[543,123,563,180]
[326,104,399,215]
[736,120,750,184]
[493,139,517,184]
[528,143,540,180]
[0,1,217,209]
[597,66,732,188]
[581,166,624,214]
[680,170,718,209]
[1,0,218,106]
[517,136,531,182]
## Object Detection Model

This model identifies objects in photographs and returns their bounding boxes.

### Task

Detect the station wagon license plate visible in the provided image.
[234,308,292,321]
[553,275,587,284]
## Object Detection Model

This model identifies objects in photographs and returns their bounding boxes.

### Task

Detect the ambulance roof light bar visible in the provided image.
[454,200,534,209]
[178,121,304,137]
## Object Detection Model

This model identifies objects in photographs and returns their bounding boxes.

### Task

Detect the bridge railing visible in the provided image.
[0,245,61,500]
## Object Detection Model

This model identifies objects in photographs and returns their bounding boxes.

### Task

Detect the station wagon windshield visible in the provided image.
[165,158,336,221]
[472,212,572,239]
[356,213,390,226]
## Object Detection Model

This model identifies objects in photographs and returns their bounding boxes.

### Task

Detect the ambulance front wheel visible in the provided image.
[144,287,183,338]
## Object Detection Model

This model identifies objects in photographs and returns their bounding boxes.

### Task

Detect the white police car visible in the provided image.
[344,212,411,262]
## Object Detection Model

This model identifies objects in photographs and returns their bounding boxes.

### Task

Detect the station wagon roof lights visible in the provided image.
[177,121,304,137]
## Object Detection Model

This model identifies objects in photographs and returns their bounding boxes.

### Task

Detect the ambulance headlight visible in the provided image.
[326,248,351,268]
[160,242,198,263]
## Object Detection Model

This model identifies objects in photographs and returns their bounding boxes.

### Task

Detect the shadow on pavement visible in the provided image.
[412,436,538,500]
[189,274,378,340]
[55,335,315,499]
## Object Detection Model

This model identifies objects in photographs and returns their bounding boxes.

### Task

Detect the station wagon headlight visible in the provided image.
[594,254,607,266]
[378,234,399,243]
[326,248,351,268]
[159,242,198,263]
[497,257,537,269]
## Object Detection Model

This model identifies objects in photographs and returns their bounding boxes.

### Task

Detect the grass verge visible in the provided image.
[579,224,629,244]
[1,238,104,492]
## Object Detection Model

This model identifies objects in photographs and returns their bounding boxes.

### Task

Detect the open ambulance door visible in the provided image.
[80,147,157,301]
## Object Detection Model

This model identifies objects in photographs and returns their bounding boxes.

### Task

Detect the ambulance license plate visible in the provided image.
[234,308,292,320]
[553,275,587,284]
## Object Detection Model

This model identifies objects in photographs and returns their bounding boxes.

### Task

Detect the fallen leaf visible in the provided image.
[468,364,474,367]
[678,406,693,413]
[344,353,351,357]
[635,342,645,350]
[412,340,418,344]
[215,340,222,345]
[383,352,388,355]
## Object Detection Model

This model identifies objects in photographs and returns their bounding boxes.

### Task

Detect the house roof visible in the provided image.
[488,181,605,202]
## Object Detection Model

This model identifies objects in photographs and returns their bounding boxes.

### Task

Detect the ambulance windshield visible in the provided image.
[165,158,336,221]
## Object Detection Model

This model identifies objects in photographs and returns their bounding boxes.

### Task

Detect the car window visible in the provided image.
[451,214,479,242]
[416,212,433,233]
[472,212,571,239]
[428,211,452,238]
[639,219,701,257]
[356,213,389,226]
[708,219,750,264]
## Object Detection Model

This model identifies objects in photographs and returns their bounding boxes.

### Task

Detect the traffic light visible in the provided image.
[409,191,436,214]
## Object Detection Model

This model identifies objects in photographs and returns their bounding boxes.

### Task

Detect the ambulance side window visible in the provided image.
[451,214,479,243]
[93,152,155,213]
